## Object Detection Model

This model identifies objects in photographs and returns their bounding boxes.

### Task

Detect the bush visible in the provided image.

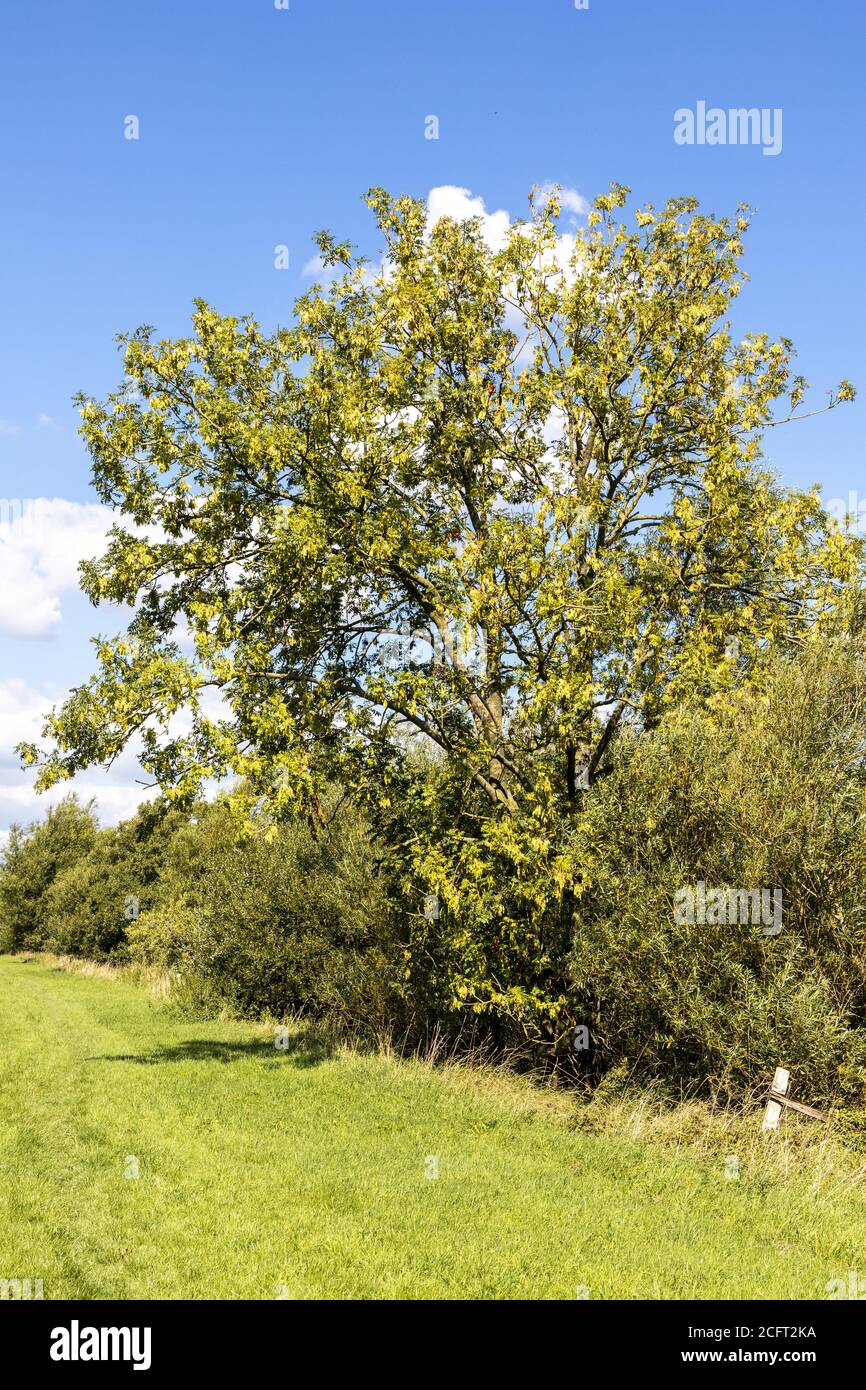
[0,797,99,952]
[39,799,187,959]
[6,632,866,1107]
[127,794,402,1030]
[568,636,866,1104]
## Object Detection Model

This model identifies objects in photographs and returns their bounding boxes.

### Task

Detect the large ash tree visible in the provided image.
[22,184,859,1033]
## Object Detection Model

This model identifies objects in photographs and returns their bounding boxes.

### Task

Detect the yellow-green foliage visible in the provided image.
[17,184,859,1029]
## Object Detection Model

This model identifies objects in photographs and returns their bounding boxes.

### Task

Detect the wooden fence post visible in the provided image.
[762,1066,790,1131]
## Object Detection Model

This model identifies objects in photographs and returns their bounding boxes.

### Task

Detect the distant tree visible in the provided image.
[39,797,186,959]
[0,797,98,951]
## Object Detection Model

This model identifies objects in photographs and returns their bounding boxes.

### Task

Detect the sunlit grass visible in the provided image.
[1,953,864,1300]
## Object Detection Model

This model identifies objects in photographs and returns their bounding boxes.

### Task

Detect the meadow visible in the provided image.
[2,953,864,1301]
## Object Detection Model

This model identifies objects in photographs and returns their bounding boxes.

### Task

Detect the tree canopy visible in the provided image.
[20,182,860,1026]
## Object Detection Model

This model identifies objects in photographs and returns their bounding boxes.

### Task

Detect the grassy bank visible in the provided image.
[1,953,864,1299]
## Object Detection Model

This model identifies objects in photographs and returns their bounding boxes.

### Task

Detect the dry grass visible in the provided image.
[577,1084,866,1193]
[17,950,176,999]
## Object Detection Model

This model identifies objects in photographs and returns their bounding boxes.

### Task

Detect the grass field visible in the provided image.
[1,953,864,1300]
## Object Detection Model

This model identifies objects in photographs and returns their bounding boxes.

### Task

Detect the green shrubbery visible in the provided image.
[126,795,401,1030]
[0,798,186,960]
[4,634,866,1106]
[569,636,866,1103]
[0,797,99,953]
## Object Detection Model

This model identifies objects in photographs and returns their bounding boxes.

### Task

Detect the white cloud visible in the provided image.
[37,413,61,430]
[0,675,164,836]
[0,774,160,837]
[0,420,22,436]
[301,253,332,280]
[0,677,55,768]
[424,185,586,299]
[0,672,230,841]
[0,498,115,637]
[302,252,380,290]
[425,186,512,252]
[536,183,589,218]
[425,184,587,255]
[301,185,588,296]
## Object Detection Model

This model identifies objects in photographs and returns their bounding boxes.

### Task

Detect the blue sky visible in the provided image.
[0,0,863,833]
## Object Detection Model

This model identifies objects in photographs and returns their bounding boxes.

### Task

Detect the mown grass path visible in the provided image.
[1,954,863,1299]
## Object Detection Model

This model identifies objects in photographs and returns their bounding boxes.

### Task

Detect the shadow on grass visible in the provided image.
[87,1032,335,1069]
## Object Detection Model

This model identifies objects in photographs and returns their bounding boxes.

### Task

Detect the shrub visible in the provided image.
[40,799,187,959]
[7,633,866,1106]
[127,794,402,1030]
[0,797,99,952]
[568,636,866,1103]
